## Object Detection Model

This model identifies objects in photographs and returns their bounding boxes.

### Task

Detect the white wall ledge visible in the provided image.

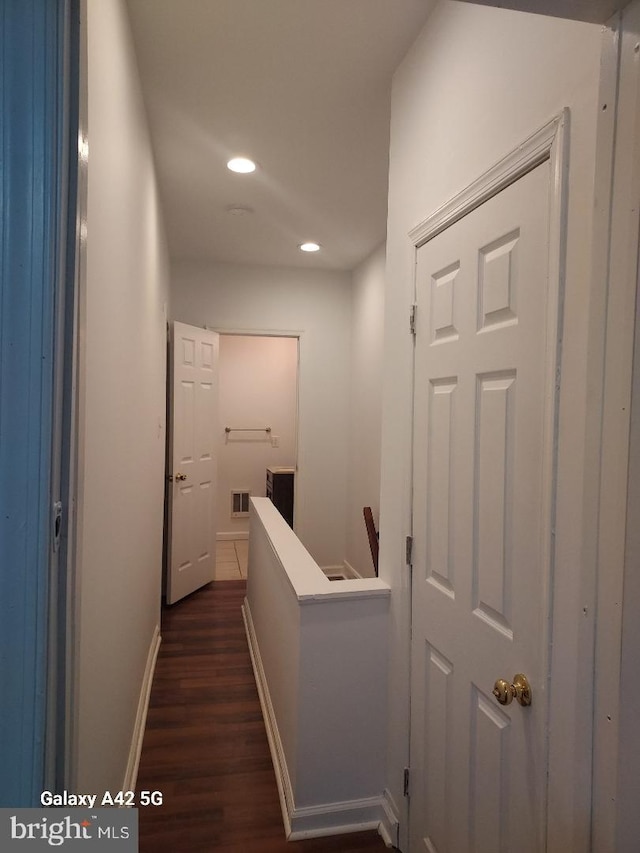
[245,497,390,841]
[251,497,390,603]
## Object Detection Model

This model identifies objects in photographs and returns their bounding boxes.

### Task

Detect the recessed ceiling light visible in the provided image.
[299,242,321,253]
[227,157,256,174]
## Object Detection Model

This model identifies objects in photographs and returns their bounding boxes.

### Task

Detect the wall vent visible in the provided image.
[231,490,250,518]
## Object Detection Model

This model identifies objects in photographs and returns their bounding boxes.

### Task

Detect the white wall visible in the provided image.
[380,3,602,847]
[345,244,386,577]
[76,0,169,791]
[218,334,298,536]
[171,261,351,567]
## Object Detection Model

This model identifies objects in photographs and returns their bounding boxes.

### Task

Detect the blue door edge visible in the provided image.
[0,0,80,806]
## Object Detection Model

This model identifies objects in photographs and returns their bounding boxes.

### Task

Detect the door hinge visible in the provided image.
[52,501,63,553]
[410,303,417,336]
[403,767,411,797]
[405,535,413,566]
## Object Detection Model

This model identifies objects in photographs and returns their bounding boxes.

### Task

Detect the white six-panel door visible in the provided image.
[410,163,556,853]
[167,321,219,605]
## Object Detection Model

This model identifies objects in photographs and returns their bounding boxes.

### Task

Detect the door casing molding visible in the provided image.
[409,111,568,248]
[591,5,640,850]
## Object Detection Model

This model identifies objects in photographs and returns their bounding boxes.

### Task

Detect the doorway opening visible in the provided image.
[214,333,299,581]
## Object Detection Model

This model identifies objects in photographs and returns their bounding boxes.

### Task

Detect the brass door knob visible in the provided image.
[175,472,187,482]
[492,673,532,707]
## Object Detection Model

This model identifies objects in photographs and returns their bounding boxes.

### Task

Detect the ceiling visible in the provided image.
[126,0,436,271]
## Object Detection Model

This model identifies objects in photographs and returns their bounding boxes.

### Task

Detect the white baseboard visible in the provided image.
[322,569,347,580]
[287,796,390,842]
[343,559,364,580]
[242,599,295,835]
[122,624,161,793]
[322,562,374,581]
[242,599,390,844]
[320,564,349,579]
[379,789,400,849]
[217,531,249,541]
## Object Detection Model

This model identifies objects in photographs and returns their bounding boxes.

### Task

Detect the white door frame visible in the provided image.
[406,110,603,851]
[64,0,89,793]
[590,4,640,850]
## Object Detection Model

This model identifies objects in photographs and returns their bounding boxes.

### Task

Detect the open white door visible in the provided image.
[410,161,559,852]
[167,321,219,605]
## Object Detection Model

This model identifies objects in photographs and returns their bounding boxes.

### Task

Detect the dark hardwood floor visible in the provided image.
[137,580,390,852]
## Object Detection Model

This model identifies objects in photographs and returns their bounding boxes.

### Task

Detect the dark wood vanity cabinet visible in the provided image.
[266,466,294,528]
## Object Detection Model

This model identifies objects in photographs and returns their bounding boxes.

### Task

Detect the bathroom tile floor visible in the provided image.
[214,538,248,580]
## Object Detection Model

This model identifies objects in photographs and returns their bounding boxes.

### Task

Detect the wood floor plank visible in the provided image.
[137,580,390,852]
